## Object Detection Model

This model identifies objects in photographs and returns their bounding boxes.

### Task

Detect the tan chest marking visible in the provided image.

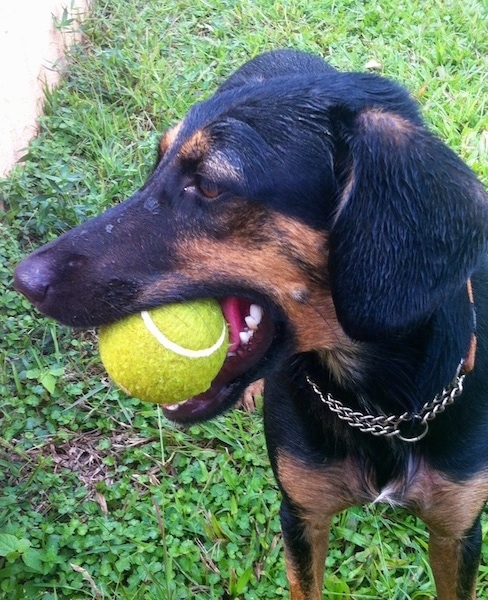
[277,450,488,537]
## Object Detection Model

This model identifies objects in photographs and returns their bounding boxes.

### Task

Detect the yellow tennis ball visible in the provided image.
[98,299,228,405]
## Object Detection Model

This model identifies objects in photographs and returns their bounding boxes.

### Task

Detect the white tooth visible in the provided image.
[250,304,263,324]
[165,401,187,411]
[245,316,258,330]
[239,331,252,344]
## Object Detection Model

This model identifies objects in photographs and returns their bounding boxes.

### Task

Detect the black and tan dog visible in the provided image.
[14,50,488,599]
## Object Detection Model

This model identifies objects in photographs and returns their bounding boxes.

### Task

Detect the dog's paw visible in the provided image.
[238,379,265,412]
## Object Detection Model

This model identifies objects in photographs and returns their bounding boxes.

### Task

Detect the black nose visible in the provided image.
[14,254,54,304]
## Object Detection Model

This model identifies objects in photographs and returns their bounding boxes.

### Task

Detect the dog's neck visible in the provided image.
[317,282,476,415]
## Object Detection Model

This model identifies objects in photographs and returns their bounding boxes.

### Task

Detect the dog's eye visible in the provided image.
[197,177,222,199]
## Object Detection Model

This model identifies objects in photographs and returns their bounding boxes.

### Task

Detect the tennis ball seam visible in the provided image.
[140,310,227,358]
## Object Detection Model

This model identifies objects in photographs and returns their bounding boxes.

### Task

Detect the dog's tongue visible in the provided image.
[220,296,248,352]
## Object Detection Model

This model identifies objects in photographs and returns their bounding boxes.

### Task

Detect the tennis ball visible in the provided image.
[98,299,228,405]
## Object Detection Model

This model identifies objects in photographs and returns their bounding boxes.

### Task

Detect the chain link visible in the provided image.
[306,361,466,443]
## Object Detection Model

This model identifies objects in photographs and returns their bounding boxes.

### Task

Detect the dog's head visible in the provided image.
[14,50,488,421]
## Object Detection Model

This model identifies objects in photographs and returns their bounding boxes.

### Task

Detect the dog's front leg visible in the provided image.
[427,516,482,600]
[264,378,356,599]
[415,471,488,600]
[273,453,355,599]
[280,496,331,600]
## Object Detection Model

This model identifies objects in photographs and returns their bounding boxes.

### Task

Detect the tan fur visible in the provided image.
[317,343,365,387]
[178,129,211,162]
[159,122,183,156]
[238,379,264,411]
[277,452,364,516]
[429,535,471,600]
[357,108,416,141]
[332,167,355,225]
[411,470,488,538]
[285,518,330,600]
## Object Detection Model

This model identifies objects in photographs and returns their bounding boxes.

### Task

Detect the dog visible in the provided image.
[14,50,488,599]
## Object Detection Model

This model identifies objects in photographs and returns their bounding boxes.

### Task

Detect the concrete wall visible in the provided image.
[0,0,90,177]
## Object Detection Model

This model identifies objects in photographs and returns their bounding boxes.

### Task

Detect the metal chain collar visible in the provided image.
[306,361,466,443]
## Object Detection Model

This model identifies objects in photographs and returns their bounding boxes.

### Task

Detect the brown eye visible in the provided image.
[198,177,222,199]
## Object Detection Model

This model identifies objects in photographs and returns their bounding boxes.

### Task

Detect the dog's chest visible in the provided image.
[277,450,488,533]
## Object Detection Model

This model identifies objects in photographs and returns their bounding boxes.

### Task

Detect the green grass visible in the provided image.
[1,0,488,598]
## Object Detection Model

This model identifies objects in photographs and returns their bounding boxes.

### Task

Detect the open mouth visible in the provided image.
[162,296,275,423]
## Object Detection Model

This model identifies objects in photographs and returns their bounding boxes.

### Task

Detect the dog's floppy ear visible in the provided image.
[328,106,488,341]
